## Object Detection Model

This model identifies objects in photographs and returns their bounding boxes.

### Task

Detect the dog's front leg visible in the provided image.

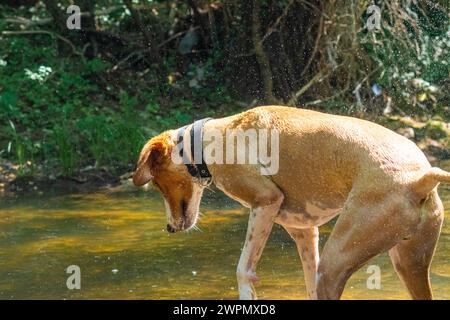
[237,199,283,300]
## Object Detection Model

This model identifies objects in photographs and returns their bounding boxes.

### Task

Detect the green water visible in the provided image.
[0,163,449,300]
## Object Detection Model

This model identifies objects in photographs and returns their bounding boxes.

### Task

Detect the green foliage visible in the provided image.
[357,2,449,114]
[5,120,29,175]
[0,8,233,177]
[52,123,77,176]
[0,1,447,179]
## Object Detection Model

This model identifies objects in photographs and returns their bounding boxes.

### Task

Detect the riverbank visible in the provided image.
[1,114,448,197]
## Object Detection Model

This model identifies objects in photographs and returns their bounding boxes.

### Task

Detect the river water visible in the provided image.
[0,161,449,299]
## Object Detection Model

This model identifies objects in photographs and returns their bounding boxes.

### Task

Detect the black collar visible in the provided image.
[176,118,213,180]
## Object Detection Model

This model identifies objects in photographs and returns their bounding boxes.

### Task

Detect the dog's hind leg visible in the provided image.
[284,227,319,300]
[316,191,422,300]
[388,190,444,300]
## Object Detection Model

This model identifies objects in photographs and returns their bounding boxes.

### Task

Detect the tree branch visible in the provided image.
[2,30,83,58]
[5,6,123,28]
[261,0,295,43]
[288,69,329,106]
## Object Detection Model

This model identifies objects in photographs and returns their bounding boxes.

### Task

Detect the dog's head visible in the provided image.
[133,131,204,233]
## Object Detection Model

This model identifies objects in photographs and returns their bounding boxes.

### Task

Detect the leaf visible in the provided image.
[8,120,15,132]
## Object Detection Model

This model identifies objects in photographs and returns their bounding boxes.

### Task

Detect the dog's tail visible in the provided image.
[411,167,450,199]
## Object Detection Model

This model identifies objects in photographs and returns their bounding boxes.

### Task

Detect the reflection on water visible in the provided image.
[0,162,449,300]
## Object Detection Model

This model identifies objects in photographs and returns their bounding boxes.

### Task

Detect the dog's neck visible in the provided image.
[176,118,213,181]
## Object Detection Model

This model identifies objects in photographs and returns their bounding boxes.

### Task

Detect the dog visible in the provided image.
[133,106,450,300]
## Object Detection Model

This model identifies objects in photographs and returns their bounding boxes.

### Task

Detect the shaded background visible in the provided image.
[0,0,448,183]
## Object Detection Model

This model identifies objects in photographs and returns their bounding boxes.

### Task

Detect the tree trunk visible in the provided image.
[252,0,277,103]
[78,0,98,57]
[186,0,211,49]
[42,0,72,55]
[123,0,162,65]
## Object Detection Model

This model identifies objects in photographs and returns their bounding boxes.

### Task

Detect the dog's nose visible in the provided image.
[166,224,176,233]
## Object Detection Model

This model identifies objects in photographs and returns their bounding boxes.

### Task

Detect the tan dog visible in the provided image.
[133,106,450,300]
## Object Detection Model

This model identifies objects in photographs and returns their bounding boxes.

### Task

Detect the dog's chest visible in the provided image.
[276,201,342,228]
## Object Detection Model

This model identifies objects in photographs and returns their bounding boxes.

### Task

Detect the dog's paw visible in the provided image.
[238,284,257,300]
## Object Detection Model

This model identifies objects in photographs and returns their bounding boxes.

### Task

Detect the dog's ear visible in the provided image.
[133,139,170,186]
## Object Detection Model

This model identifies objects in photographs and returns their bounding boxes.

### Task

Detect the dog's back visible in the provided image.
[225,105,445,210]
